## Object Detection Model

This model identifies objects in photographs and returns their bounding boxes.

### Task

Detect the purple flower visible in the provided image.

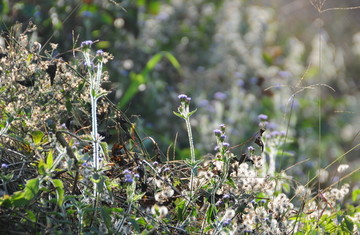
[123,169,131,174]
[248,146,255,152]
[124,174,133,183]
[178,94,188,101]
[220,134,226,142]
[1,163,9,168]
[222,218,231,226]
[236,79,245,87]
[222,194,230,199]
[134,173,140,178]
[278,70,292,78]
[96,49,104,56]
[81,40,93,48]
[219,124,226,132]
[214,146,220,151]
[213,129,222,137]
[258,114,268,121]
[223,142,230,148]
[214,91,227,100]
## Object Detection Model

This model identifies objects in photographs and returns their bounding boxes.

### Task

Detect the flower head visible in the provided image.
[1,163,9,168]
[81,40,93,49]
[96,49,104,57]
[213,129,222,137]
[178,94,188,102]
[258,114,268,121]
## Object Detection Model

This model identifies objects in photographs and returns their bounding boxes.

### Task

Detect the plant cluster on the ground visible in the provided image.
[0,25,359,234]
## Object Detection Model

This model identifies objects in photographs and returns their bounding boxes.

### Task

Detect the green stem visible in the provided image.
[185,118,195,163]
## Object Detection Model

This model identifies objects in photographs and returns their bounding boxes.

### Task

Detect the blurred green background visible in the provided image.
[1,0,360,179]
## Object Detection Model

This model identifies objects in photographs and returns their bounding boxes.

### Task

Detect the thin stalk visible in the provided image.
[185,118,195,163]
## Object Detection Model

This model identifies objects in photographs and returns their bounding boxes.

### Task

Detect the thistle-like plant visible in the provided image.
[80,40,110,198]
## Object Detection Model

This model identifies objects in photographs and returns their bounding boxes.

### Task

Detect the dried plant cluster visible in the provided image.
[0,24,359,235]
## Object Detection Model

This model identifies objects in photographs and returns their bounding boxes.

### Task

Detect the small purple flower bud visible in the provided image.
[163,167,170,172]
[1,163,9,168]
[82,162,89,167]
[81,40,93,48]
[124,174,133,183]
[153,161,159,166]
[96,49,104,56]
[222,194,230,199]
[123,169,131,174]
[223,142,230,148]
[219,124,226,132]
[222,218,231,226]
[134,173,140,178]
[271,131,280,137]
[213,129,222,137]
[214,91,227,100]
[248,146,255,152]
[258,114,268,121]
[220,134,226,142]
[214,146,220,151]
[178,94,188,101]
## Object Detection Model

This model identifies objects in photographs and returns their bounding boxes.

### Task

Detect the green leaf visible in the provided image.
[173,111,184,119]
[100,208,112,230]
[51,179,64,206]
[133,192,146,202]
[30,130,44,145]
[352,189,360,202]
[206,204,217,224]
[46,151,54,169]
[8,191,28,207]
[163,52,181,70]
[128,217,141,233]
[24,178,40,201]
[38,159,46,175]
[26,209,36,222]
[118,51,181,109]
[188,108,197,117]
[342,216,354,232]
[175,198,186,221]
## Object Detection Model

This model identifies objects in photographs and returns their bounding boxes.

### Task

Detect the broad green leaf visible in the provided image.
[31,130,44,145]
[128,217,141,233]
[24,178,40,201]
[8,191,28,207]
[26,209,36,222]
[51,179,64,206]
[352,189,360,202]
[175,198,186,221]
